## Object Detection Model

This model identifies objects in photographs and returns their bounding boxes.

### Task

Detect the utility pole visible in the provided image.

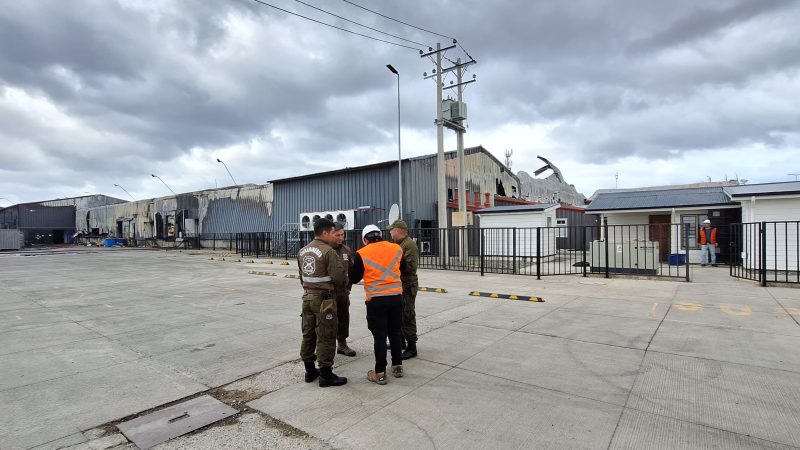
[504,149,513,170]
[422,42,476,267]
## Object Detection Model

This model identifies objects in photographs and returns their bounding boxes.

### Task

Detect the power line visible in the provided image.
[341,0,476,63]
[249,0,421,51]
[341,0,453,40]
[294,0,429,48]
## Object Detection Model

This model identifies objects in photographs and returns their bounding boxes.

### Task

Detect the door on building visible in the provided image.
[649,215,671,262]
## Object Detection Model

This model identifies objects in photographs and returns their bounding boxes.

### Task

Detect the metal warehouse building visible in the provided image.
[0,195,125,246]
[270,145,520,232]
[70,146,522,245]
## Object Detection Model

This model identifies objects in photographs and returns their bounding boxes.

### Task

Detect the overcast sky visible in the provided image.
[1,0,798,205]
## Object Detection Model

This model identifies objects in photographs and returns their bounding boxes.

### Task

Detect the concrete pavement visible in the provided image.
[1,248,799,449]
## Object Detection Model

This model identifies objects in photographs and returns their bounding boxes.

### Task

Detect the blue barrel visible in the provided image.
[103,238,116,247]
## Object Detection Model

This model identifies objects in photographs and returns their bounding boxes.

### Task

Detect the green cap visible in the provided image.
[389,219,408,230]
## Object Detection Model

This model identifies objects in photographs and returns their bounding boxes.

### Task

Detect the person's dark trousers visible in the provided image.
[366,294,403,374]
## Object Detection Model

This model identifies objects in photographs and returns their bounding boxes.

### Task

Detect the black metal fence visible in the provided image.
[409,224,690,280]
[190,223,692,281]
[730,222,800,286]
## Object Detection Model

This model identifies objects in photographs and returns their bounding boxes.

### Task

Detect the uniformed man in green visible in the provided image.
[297,217,348,387]
[389,220,420,359]
[332,222,356,357]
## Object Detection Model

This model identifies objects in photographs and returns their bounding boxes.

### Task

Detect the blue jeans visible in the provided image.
[701,243,717,265]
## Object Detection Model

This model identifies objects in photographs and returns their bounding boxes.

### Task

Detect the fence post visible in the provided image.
[604,223,610,279]
[285,231,289,260]
[512,228,517,275]
[480,228,485,276]
[536,227,541,280]
[760,221,767,287]
[582,227,587,277]
[684,223,690,282]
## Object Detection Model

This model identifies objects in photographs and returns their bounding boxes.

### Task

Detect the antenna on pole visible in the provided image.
[504,149,513,170]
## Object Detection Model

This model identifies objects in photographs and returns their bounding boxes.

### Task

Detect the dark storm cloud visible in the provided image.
[1,0,799,202]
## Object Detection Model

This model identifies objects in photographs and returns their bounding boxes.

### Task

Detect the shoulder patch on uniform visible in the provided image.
[301,256,316,275]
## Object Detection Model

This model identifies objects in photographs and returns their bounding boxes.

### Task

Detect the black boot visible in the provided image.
[303,361,319,383]
[401,341,417,360]
[318,366,348,387]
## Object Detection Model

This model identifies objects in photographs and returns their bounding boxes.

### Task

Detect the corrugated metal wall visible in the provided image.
[18,205,75,229]
[272,164,399,230]
[0,229,22,249]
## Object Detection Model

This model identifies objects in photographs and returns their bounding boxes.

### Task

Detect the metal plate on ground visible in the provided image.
[117,395,237,449]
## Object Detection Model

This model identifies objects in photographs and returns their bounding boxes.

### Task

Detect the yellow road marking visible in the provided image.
[720,304,752,316]
[649,302,659,317]
[16,315,22,320]
[673,301,703,312]
[173,295,184,298]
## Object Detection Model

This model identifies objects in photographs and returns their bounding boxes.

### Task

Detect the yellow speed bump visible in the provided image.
[470,291,544,302]
[284,274,301,279]
[280,261,290,265]
[248,271,277,276]
[418,287,448,293]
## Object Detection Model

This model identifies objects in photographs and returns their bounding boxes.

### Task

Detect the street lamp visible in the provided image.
[216,158,238,186]
[151,174,177,196]
[113,184,136,201]
[386,64,402,220]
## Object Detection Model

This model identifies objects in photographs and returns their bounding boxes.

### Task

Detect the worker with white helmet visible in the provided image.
[699,218,718,267]
[349,224,406,385]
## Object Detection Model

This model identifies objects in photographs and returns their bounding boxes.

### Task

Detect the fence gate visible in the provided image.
[730,221,800,286]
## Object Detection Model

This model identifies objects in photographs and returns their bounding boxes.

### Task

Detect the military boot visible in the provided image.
[318,367,348,387]
[401,341,417,360]
[303,361,319,383]
[337,339,356,357]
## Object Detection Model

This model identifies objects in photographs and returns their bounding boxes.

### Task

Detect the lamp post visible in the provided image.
[151,174,177,196]
[216,158,238,186]
[386,64,402,221]
[113,184,136,201]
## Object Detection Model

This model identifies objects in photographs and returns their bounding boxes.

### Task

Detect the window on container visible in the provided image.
[556,217,568,238]
[447,188,454,201]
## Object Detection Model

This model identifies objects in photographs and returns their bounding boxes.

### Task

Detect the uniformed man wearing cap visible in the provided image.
[332,222,356,357]
[297,217,348,387]
[389,219,420,359]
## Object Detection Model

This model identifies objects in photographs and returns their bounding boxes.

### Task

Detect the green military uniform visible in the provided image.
[298,238,346,368]
[334,243,353,341]
[396,234,419,343]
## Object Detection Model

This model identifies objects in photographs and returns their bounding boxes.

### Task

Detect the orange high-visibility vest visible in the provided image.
[699,227,717,245]
[357,240,403,300]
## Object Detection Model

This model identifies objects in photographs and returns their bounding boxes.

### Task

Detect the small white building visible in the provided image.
[476,204,558,257]
[586,183,740,264]
[728,182,800,271]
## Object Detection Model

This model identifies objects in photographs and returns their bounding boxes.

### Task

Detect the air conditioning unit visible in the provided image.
[420,240,432,254]
[299,214,313,231]
[334,210,356,230]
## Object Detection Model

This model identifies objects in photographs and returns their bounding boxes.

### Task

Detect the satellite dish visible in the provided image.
[388,203,400,225]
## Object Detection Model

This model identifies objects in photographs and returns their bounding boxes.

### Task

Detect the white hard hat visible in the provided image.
[362,224,381,239]
[703,219,711,224]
